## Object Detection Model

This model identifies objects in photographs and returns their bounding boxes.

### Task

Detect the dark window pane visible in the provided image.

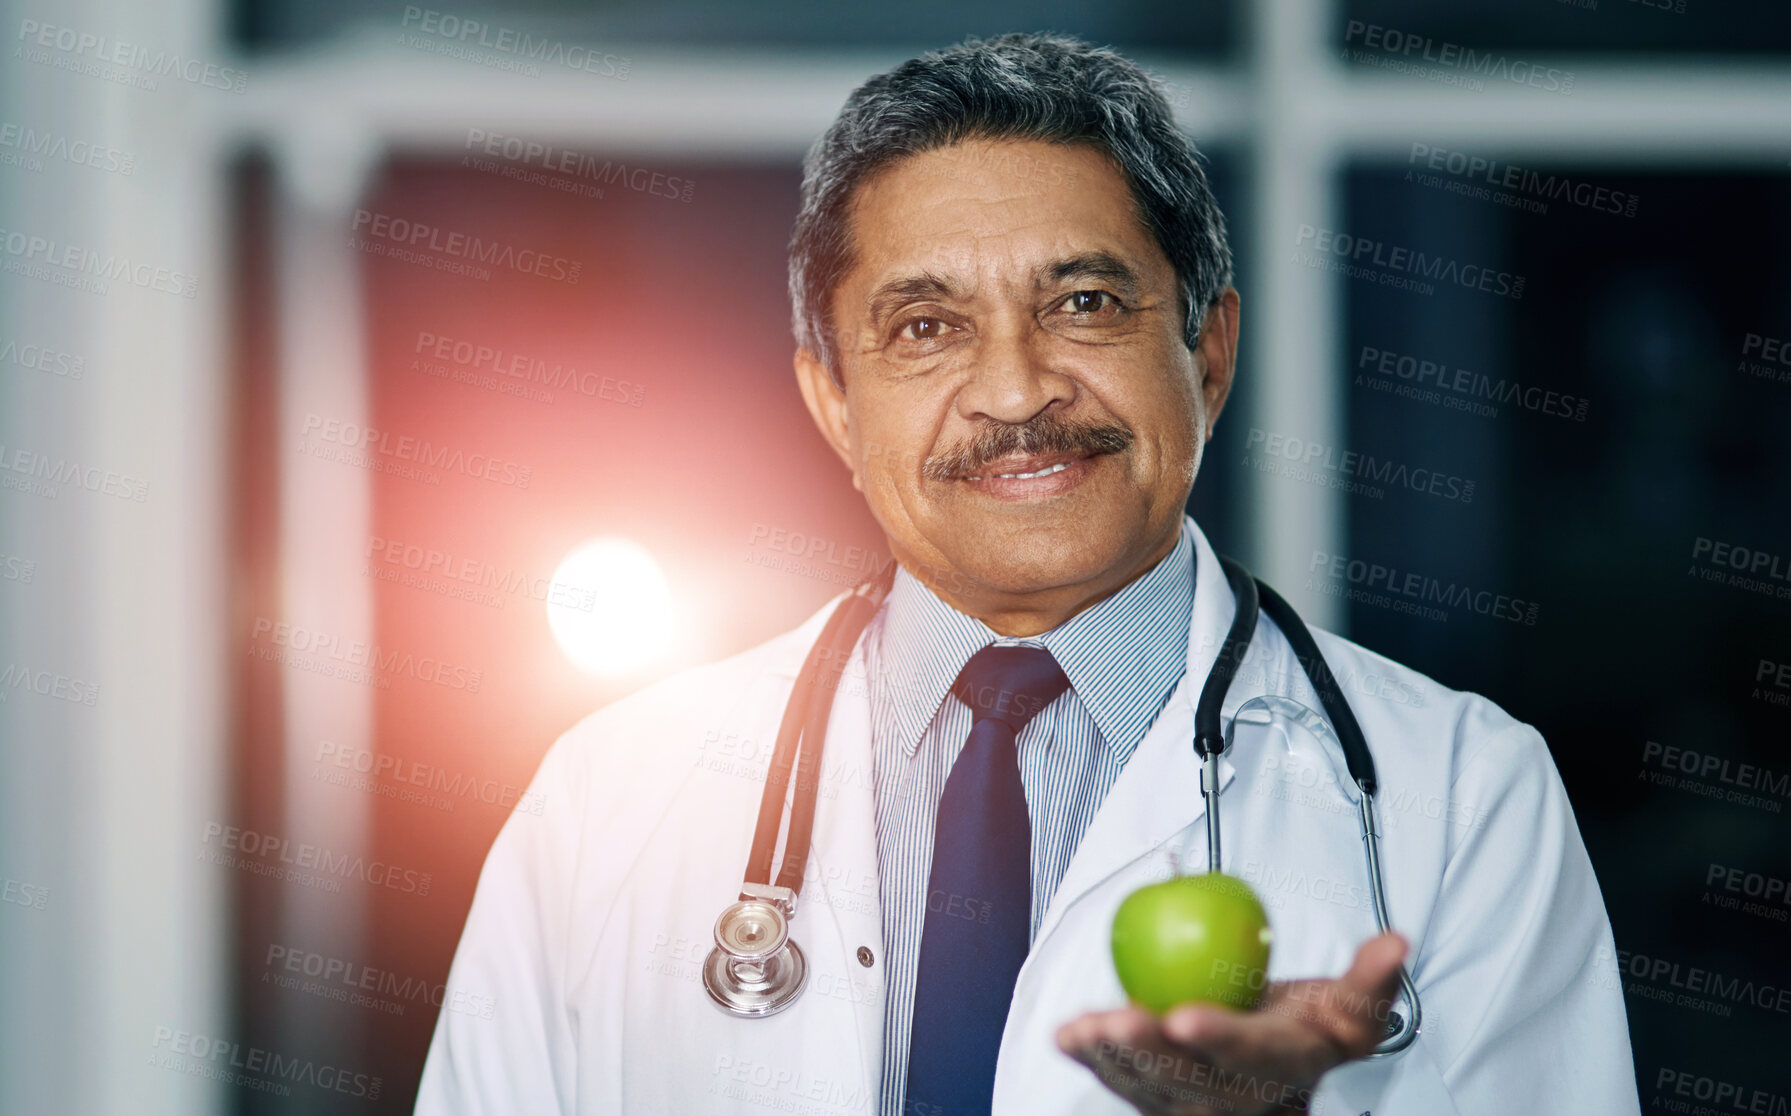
[1342,0,1791,57]
[232,0,1234,58]
[1343,160,1791,1092]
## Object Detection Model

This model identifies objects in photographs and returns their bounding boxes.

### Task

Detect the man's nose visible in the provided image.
[955,322,1076,425]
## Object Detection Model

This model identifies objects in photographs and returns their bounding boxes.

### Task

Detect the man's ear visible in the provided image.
[793,347,860,490]
[1194,287,1241,440]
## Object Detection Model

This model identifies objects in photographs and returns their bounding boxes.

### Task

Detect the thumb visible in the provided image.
[1333,932,1408,1053]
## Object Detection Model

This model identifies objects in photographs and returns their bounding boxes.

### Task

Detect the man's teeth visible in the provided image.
[973,461,1071,480]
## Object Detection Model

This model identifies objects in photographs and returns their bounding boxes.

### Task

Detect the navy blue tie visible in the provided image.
[905,644,1071,1116]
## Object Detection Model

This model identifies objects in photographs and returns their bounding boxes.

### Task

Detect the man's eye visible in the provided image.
[900,317,948,341]
[1062,290,1114,314]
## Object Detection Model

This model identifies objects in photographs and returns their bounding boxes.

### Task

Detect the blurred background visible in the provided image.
[3,0,1789,1111]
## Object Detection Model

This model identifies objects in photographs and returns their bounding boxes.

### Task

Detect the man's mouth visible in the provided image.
[964,452,1087,481]
[958,450,1107,500]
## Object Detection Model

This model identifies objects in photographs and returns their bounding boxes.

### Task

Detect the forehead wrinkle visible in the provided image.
[853,184,1162,326]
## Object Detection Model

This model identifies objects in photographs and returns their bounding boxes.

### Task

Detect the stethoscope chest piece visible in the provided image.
[703,896,808,1018]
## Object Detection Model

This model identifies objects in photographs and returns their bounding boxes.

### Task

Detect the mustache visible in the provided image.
[922,413,1134,481]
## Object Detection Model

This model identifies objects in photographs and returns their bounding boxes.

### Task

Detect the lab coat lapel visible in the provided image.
[796,628,886,1095]
[1032,522,1245,948]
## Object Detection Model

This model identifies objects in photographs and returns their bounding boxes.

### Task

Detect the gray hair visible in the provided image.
[788,32,1233,386]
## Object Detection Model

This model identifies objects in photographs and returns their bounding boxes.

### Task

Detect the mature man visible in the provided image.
[416,33,1639,1116]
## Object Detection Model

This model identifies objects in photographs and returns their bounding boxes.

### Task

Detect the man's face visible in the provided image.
[795,137,1239,626]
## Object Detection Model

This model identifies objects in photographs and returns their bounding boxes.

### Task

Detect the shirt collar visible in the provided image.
[870,517,1195,764]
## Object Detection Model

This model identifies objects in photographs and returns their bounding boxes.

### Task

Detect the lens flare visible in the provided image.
[546,537,674,678]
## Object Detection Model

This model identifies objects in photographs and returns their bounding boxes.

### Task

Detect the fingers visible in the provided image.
[1249,933,1409,1059]
[1056,1009,1247,1116]
[1155,997,1335,1083]
[1159,933,1411,1070]
[1056,1005,1163,1061]
[1056,1009,1179,1114]
[1056,934,1417,1112]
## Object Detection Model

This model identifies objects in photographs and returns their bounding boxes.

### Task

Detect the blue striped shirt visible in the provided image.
[864,518,1196,1115]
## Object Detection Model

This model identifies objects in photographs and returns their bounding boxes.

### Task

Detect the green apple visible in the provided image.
[1110,871,1273,1014]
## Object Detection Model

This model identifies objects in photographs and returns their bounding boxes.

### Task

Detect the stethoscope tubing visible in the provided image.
[713,550,1422,1058]
[742,574,893,899]
[1197,557,1418,1057]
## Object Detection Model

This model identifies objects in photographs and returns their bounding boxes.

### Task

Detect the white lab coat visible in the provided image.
[415,518,1640,1116]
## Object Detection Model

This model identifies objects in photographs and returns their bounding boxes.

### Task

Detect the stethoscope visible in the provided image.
[703,550,1423,1059]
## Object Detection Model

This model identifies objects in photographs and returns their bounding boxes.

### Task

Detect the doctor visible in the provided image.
[416,32,1639,1116]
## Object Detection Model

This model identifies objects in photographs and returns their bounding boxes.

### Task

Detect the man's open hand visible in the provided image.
[1055,932,1409,1115]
